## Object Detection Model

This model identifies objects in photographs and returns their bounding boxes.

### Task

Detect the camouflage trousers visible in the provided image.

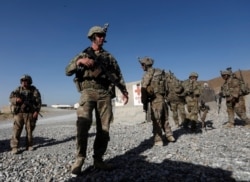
[150,96,173,141]
[75,88,113,161]
[226,96,250,125]
[185,96,199,123]
[10,113,36,149]
[169,101,186,126]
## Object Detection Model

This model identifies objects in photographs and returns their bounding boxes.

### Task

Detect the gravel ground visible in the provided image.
[0,102,250,182]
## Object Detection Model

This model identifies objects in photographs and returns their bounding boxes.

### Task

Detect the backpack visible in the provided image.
[239,79,250,96]
[232,70,250,96]
[147,68,166,96]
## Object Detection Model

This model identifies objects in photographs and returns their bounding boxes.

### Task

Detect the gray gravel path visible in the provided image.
[0,102,250,182]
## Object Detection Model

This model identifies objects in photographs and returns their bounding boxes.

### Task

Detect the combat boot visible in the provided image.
[26,146,34,151]
[167,135,175,142]
[94,159,114,171]
[71,157,84,175]
[224,122,234,128]
[11,148,18,155]
[154,135,163,146]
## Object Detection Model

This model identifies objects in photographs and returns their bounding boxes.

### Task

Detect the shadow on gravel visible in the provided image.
[33,133,96,150]
[0,133,96,153]
[67,137,235,182]
[0,139,10,153]
[173,120,216,141]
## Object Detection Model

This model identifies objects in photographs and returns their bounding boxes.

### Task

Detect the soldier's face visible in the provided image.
[21,80,29,88]
[141,63,147,71]
[93,33,106,46]
[190,76,197,81]
[221,74,229,80]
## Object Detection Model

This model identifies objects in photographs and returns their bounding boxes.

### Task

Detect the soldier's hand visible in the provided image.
[16,97,22,103]
[122,92,129,105]
[33,112,38,119]
[77,57,94,68]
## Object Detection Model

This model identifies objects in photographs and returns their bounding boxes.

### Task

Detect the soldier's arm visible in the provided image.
[65,52,86,76]
[33,87,42,112]
[9,88,21,106]
[108,54,128,95]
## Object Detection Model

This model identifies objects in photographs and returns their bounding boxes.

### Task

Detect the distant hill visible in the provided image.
[201,69,250,94]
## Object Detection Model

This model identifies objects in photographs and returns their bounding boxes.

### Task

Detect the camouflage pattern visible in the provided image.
[87,26,106,38]
[141,67,173,143]
[65,47,127,161]
[198,83,216,126]
[139,57,154,66]
[9,84,41,150]
[182,74,202,130]
[165,72,186,127]
[220,75,250,126]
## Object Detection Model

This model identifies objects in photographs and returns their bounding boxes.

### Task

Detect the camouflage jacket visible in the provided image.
[9,85,42,114]
[65,47,127,96]
[182,79,202,98]
[165,73,184,102]
[220,77,241,99]
[141,67,166,103]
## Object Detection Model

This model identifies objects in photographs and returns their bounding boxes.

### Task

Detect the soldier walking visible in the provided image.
[182,72,202,132]
[165,71,186,128]
[220,70,250,128]
[65,24,129,175]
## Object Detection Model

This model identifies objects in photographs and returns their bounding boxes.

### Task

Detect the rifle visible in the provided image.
[146,101,151,122]
[217,93,222,114]
[12,91,43,117]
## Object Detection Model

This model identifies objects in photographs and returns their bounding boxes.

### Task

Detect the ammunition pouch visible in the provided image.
[74,77,83,92]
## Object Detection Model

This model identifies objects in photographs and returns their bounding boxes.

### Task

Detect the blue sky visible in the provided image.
[1,0,250,107]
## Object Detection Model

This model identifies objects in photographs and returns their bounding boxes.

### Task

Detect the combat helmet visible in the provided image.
[139,57,154,66]
[87,26,106,39]
[189,72,198,78]
[20,74,32,84]
[220,70,231,76]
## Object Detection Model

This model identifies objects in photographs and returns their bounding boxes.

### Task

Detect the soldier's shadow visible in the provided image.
[69,136,235,181]
[0,139,10,153]
[173,120,216,141]
[1,132,96,154]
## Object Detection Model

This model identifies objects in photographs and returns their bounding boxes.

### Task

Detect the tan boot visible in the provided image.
[94,159,114,170]
[167,136,175,142]
[224,122,234,128]
[27,146,34,151]
[71,157,84,175]
[154,135,163,146]
[11,148,18,155]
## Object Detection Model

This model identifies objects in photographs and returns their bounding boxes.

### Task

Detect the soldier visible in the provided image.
[9,74,42,154]
[65,24,129,175]
[220,70,250,128]
[139,57,175,146]
[182,72,202,131]
[165,71,186,128]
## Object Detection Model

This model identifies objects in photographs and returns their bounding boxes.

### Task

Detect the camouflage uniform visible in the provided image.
[166,72,186,127]
[220,70,250,128]
[139,57,175,146]
[66,24,128,174]
[198,83,216,127]
[182,72,202,131]
[9,75,41,154]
